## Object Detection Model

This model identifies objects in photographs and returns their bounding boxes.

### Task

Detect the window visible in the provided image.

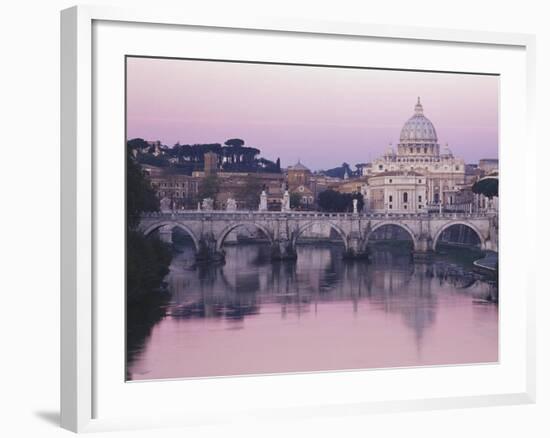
[416,147,420,153]
[418,179,422,183]
[378,164,383,170]
[389,195,393,202]
[424,147,427,153]
[389,205,392,209]
[418,205,422,209]
[404,205,407,209]
[389,179,392,183]
[410,148,413,153]
[403,192,408,203]
[418,195,422,202]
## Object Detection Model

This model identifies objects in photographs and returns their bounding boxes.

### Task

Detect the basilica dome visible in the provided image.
[399,97,438,144]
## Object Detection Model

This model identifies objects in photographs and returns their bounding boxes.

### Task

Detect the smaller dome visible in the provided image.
[289,160,310,171]
[442,143,453,156]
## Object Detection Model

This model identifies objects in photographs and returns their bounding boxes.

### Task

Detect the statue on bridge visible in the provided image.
[159,197,172,213]
[201,198,214,211]
[282,190,291,212]
[258,190,268,211]
[226,198,237,212]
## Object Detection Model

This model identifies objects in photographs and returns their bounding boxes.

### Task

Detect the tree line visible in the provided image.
[128,137,281,175]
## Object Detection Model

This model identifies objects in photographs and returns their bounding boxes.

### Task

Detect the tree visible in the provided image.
[472,177,498,199]
[127,146,160,229]
[224,138,245,148]
[235,176,263,209]
[198,174,220,202]
[290,192,302,209]
[322,162,354,178]
[351,192,364,212]
[127,138,149,151]
[317,190,364,212]
[318,190,346,212]
[126,144,172,304]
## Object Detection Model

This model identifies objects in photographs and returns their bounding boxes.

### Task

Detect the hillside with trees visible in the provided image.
[128,137,281,175]
[320,162,358,178]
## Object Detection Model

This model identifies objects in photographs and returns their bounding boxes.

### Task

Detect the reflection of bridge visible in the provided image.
[139,211,498,262]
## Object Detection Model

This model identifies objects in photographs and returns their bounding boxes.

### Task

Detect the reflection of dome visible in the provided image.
[399,97,438,144]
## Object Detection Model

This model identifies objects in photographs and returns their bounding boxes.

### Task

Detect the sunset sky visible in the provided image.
[126,57,499,171]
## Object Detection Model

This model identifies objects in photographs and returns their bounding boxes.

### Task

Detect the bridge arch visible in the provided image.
[367,221,418,250]
[432,221,485,251]
[292,221,349,251]
[142,221,200,252]
[216,222,274,251]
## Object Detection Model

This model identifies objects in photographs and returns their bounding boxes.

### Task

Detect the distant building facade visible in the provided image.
[286,161,341,209]
[143,165,201,210]
[203,151,219,176]
[364,171,427,213]
[478,159,499,174]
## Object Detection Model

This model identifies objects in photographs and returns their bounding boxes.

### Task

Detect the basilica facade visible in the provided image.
[362,98,466,212]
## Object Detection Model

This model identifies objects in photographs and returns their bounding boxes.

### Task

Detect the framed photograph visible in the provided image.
[61,5,536,432]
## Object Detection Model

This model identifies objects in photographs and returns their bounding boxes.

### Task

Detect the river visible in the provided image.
[126,242,498,381]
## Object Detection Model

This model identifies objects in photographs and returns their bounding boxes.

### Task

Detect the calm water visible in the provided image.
[127,243,498,381]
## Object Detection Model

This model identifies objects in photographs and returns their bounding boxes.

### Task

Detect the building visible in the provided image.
[329,177,370,195]
[362,98,466,208]
[286,161,313,208]
[143,165,201,210]
[478,159,499,174]
[286,161,342,209]
[203,151,219,176]
[215,172,285,210]
[364,171,427,213]
[287,161,311,188]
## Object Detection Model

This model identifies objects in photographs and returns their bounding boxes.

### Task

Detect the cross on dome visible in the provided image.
[414,96,423,115]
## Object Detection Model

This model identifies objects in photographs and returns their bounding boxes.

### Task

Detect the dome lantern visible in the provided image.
[414,96,423,115]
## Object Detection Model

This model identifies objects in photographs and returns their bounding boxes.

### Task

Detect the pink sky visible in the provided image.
[126,57,499,170]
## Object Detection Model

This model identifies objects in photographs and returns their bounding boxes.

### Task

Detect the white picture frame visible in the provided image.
[60,5,536,433]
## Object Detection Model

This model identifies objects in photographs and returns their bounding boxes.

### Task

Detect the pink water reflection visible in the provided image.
[128,246,498,380]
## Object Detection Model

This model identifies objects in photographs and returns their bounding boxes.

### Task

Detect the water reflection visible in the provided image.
[127,243,498,381]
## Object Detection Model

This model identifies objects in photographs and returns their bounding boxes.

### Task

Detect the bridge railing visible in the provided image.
[140,210,495,220]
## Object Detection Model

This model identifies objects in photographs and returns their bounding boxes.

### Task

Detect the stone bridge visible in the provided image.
[138,211,498,262]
